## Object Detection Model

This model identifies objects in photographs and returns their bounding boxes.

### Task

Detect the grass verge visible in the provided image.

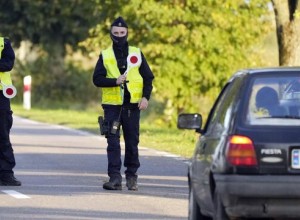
[11,103,197,158]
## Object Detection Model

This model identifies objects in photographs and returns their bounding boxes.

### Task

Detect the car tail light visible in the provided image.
[226,135,258,166]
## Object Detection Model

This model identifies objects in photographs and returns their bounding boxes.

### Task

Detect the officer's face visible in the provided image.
[111,26,127,37]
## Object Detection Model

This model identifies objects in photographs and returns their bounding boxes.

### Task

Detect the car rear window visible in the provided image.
[246,75,300,126]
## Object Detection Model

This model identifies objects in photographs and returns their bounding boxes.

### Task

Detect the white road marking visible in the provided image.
[2,190,30,199]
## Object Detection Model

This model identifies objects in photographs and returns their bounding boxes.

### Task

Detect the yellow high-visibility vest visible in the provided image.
[101,46,143,105]
[0,37,13,90]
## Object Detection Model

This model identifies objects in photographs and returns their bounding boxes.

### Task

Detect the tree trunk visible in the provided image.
[272,0,300,66]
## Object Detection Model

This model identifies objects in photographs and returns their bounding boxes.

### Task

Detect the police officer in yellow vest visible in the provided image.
[93,17,154,190]
[0,37,21,186]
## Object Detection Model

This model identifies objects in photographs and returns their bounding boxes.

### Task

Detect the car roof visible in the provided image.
[228,67,300,82]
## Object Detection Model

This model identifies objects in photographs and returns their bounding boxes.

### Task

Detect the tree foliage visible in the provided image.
[0,0,103,105]
[0,0,101,56]
[0,0,274,126]
[84,0,272,125]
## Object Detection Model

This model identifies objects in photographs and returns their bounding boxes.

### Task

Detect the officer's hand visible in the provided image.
[116,75,127,85]
[138,97,148,110]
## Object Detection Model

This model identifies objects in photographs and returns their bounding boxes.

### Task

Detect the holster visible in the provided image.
[98,116,109,136]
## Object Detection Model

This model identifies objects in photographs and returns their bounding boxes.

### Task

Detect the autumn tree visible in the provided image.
[0,0,274,124]
[84,0,272,125]
[271,0,300,66]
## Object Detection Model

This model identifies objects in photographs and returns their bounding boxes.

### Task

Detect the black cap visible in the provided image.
[111,16,128,28]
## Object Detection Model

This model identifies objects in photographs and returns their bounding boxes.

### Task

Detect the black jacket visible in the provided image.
[0,38,15,110]
[93,43,154,106]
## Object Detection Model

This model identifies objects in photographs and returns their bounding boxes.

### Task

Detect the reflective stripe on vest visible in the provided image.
[101,46,143,105]
[0,37,12,90]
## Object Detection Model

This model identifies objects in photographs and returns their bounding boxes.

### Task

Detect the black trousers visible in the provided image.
[0,110,15,174]
[103,105,140,181]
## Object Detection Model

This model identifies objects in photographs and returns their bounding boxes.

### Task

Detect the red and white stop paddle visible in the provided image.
[1,82,17,99]
[124,53,142,76]
[120,53,142,99]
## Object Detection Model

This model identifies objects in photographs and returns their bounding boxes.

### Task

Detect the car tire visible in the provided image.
[213,189,230,220]
[189,188,211,220]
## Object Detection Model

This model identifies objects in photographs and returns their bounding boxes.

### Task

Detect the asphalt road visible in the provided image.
[0,116,189,220]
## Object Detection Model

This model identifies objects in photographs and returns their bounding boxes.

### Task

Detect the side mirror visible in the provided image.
[177,113,202,130]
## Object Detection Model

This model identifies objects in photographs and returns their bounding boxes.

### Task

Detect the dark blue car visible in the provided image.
[178,67,300,220]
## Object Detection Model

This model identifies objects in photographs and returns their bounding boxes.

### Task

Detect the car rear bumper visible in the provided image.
[214,174,300,218]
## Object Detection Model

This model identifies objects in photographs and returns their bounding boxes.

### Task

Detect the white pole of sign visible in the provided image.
[23,75,31,110]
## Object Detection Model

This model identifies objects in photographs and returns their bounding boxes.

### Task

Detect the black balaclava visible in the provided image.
[110,16,128,47]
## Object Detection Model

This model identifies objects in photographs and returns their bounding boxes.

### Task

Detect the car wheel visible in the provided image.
[189,188,211,220]
[213,189,230,220]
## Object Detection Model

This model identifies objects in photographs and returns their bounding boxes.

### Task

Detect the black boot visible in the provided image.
[126,177,138,191]
[103,177,122,190]
[0,173,22,186]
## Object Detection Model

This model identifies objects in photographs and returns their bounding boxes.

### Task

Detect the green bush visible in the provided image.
[13,57,101,109]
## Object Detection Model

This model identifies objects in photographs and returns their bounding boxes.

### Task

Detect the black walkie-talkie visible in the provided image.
[111,121,120,134]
